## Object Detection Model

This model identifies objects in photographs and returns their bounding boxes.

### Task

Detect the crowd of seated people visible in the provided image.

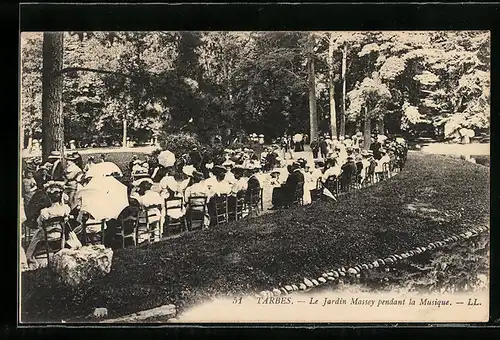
[20,134,407,269]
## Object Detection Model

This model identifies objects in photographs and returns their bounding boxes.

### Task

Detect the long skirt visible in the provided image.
[294,142,301,152]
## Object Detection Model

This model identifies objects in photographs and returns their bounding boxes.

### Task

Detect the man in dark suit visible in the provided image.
[340,156,358,190]
[370,133,382,160]
[283,162,305,207]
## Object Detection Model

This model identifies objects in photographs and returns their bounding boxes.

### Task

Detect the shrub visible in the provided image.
[158,132,202,156]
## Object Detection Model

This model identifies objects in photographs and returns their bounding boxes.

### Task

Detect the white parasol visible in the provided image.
[85,162,123,178]
[293,133,303,143]
[158,150,176,167]
[75,176,129,221]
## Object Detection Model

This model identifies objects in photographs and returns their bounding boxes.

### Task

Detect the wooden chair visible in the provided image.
[22,222,36,249]
[213,194,229,226]
[382,162,391,180]
[115,204,140,249]
[81,213,106,246]
[33,216,66,267]
[292,182,304,206]
[164,197,187,235]
[247,187,263,216]
[136,205,162,244]
[234,191,246,221]
[325,175,339,195]
[186,196,207,231]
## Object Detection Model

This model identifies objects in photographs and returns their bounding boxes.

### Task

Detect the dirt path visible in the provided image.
[420,143,489,156]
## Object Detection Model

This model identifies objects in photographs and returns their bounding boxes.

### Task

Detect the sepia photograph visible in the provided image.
[19,30,490,324]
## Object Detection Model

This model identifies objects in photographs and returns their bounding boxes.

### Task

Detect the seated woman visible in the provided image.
[160,166,193,234]
[25,182,70,265]
[321,158,341,185]
[227,165,248,220]
[270,165,292,209]
[184,170,210,229]
[374,148,390,182]
[205,165,232,226]
[302,162,315,205]
[24,171,52,232]
[131,178,163,243]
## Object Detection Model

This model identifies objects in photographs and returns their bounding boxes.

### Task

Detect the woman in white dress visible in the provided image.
[131,178,163,242]
[184,170,211,228]
[25,182,70,264]
[302,163,315,205]
[159,167,191,230]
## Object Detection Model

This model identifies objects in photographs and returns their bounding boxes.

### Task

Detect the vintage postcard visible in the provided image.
[19,30,490,324]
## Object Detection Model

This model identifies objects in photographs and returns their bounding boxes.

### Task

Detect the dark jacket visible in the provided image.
[285,169,305,202]
[319,140,328,153]
[370,142,382,160]
[310,140,319,151]
[25,189,52,229]
[341,161,357,183]
[246,174,261,203]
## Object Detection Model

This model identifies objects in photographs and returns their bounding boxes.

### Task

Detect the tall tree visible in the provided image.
[41,32,64,162]
[328,32,337,139]
[307,34,319,141]
[341,43,347,139]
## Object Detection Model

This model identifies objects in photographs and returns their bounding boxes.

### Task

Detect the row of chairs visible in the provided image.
[315,161,399,200]
[22,186,266,265]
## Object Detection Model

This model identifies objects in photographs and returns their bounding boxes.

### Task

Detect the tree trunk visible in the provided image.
[363,106,371,150]
[340,44,348,139]
[122,117,128,147]
[356,119,362,134]
[328,33,337,139]
[378,116,385,135]
[41,32,65,163]
[308,34,319,142]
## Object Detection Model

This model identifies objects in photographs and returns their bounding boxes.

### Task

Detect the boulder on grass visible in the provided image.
[51,245,113,287]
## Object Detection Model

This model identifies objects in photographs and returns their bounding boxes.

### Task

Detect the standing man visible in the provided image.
[310,138,320,159]
[370,134,382,160]
[319,136,328,159]
[281,134,289,160]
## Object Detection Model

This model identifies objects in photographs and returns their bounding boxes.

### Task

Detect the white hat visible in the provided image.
[182,165,196,177]
[132,177,153,187]
[222,159,235,167]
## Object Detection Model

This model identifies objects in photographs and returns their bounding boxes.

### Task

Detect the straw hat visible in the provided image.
[48,151,61,159]
[182,165,196,177]
[212,165,227,174]
[132,177,153,187]
[222,159,235,168]
[44,181,65,194]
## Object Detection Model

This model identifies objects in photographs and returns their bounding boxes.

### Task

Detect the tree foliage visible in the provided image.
[20,31,490,149]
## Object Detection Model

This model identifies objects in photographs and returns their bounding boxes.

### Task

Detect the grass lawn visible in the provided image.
[20,152,490,322]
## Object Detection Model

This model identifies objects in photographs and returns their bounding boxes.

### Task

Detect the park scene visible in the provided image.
[20,31,489,323]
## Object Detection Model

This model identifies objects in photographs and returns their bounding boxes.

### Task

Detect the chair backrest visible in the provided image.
[42,216,66,227]
[325,175,338,192]
[144,205,161,219]
[295,181,304,201]
[187,195,207,229]
[37,216,66,259]
[247,187,261,206]
[213,194,228,211]
[165,196,184,211]
[187,195,207,212]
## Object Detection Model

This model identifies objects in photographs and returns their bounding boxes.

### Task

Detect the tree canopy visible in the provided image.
[20,30,490,148]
